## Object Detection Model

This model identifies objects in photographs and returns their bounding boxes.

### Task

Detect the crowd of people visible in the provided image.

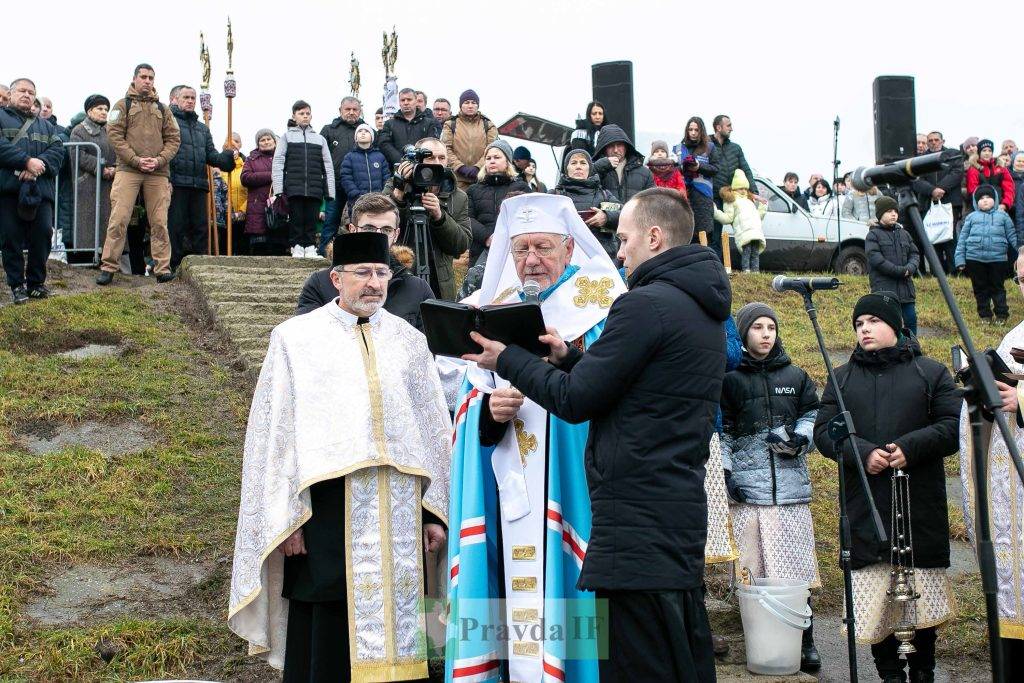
[5,67,1024,683]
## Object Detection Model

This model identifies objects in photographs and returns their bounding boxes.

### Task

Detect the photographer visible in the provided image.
[385,137,470,301]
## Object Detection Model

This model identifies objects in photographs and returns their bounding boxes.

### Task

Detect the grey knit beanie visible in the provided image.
[486,138,515,164]
[736,302,779,343]
[255,128,276,146]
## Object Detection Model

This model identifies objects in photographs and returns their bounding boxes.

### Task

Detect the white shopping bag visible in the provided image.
[923,200,954,244]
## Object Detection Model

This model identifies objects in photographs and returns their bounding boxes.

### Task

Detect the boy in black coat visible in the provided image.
[813,292,960,682]
[466,188,728,682]
[865,196,920,335]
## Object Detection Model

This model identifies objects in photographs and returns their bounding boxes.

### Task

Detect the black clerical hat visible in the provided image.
[332,232,389,267]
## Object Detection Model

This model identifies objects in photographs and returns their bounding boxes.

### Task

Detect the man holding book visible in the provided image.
[444,193,626,682]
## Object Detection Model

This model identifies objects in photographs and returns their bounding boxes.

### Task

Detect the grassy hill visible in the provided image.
[0,271,1006,679]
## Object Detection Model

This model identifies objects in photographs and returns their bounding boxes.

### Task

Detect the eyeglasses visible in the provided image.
[511,238,568,261]
[355,224,397,236]
[340,267,392,281]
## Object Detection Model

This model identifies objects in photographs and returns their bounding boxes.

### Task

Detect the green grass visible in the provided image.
[728,273,1000,660]
[0,274,1003,678]
[0,290,253,681]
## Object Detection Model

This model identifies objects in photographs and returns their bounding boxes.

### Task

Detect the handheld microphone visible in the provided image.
[523,279,541,304]
[772,275,841,293]
[850,149,962,192]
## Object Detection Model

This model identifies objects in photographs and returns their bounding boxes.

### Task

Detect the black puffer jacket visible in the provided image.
[377,109,437,167]
[814,338,960,569]
[721,345,819,505]
[466,174,530,261]
[295,253,435,329]
[710,136,756,195]
[911,146,964,208]
[497,246,732,590]
[0,106,65,202]
[168,106,235,191]
[865,222,919,303]
[591,124,654,211]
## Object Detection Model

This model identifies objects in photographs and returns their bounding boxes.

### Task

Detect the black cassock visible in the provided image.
[281,476,443,683]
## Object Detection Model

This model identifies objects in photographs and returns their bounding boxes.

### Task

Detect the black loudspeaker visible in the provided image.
[872,76,916,164]
[592,61,635,144]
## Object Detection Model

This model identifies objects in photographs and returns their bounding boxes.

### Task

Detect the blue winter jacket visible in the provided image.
[339,146,389,208]
[955,203,1018,267]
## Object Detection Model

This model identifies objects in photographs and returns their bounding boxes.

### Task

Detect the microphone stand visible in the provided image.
[797,285,887,683]
[833,117,843,250]
[896,185,1024,682]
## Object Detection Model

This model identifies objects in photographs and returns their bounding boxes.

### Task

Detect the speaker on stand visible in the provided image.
[872,76,916,164]
[592,61,635,144]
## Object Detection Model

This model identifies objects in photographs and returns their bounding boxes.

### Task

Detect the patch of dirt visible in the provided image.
[155,279,254,381]
[14,418,157,457]
[5,327,124,355]
[23,556,219,627]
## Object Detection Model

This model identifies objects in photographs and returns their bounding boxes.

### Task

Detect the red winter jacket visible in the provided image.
[648,162,689,199]
[966,158,1016,210]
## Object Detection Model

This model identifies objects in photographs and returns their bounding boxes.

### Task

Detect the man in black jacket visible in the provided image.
[592,124,654,223]
[319,96,364,246]
[465,187,729,682]
[0,77,66,303]
[911,131,964,273]
[296,193,433,327]
[377,88,436,167]
[166,85,236,270]
[711,115,757,260]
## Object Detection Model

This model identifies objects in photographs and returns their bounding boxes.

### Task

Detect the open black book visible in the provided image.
[420,299,548,358]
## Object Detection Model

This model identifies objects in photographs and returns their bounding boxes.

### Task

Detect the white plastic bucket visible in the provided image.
[737,578,811,676]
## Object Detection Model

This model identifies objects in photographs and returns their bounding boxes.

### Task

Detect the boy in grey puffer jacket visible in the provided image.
[721,302,822,671]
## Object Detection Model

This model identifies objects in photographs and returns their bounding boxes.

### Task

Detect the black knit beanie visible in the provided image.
[852,291,903,335]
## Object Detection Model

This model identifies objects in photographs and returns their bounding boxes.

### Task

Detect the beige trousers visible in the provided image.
[101,171,171,274]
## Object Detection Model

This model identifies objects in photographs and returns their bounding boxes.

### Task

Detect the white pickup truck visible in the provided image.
[723,177,869,275]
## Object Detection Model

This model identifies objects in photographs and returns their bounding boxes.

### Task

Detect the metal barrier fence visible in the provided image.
[53,141,103,266]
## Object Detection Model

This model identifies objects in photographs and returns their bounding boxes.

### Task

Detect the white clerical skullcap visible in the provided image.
[499,193,573,239]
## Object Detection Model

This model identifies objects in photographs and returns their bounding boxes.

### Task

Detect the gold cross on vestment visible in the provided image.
[513,418,537,467]
[573,276,614,309]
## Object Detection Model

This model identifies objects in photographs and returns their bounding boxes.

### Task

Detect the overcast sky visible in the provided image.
[12,0,1024,187]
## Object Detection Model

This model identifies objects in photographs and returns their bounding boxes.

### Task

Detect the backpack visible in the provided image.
[122,95,166,131]
[447,115,493,139]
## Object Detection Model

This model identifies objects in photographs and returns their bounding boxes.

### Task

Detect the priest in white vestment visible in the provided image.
[228,232,452,682]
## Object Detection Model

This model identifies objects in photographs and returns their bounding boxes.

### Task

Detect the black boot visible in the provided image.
[908,670,934,683]
[800,615,821,672]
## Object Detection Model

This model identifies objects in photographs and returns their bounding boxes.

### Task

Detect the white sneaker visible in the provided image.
[304,245,318,258]
[291,244,304,258]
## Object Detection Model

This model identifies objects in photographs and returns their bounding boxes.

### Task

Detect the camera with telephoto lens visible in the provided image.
[401,145,455,197]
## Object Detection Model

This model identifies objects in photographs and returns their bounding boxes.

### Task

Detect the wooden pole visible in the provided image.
[721,231,732,274]
[225,96,234,257]
[203,110,216,255]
